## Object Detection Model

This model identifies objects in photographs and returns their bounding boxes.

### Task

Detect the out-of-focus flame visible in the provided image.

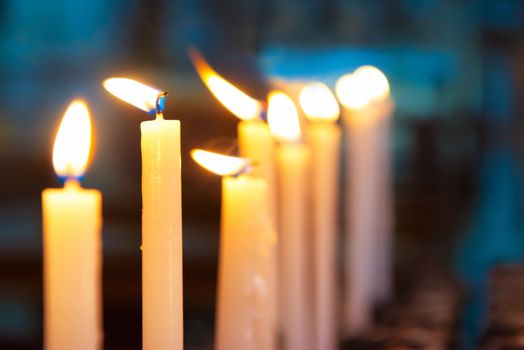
[335,73,370,109]
[188,49,262,121]
[267,91,301,142]
[191,149,251,176]
[335,66,390,109]
[354,65,390,102]
[299,82,340,122]
[52,99,92,179]
[103,78,165,114]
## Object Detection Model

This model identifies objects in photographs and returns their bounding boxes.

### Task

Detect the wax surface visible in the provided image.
[42,184,102,350]
[238,119,278,345]
[277,144,311,350]
[216,175,273,350]
[141,118,183,350]
[342,100,393,335]
[307,123,341,350]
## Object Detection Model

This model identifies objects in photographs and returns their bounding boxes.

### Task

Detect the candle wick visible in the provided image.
[155,91,168,117]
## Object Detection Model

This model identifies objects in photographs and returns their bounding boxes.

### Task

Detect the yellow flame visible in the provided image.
[189,49,262,121]
[267,91,302,142]
[103,78,163,113]
[299,82,340,122]
[335,73,370,109]
[354,65,390,101]
[52,99,92,178]
[335,66,390,109]
[191,149,251,176]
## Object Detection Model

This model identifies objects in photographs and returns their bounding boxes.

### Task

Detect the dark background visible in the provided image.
[2,0,524,348]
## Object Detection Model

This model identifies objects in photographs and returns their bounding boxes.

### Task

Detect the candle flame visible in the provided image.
[335,66,390,109]
[191,149,251,176]
[189,48,262,121]
[299,82,340,122]
[52,99,92,179]
[354,65,390,102]
[267,91,301,142]
[103,77,166,114]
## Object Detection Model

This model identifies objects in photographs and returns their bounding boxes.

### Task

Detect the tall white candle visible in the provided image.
[335,67,393,336]
[299,82,341,350]
[268,91,312,350]
[191,150,273,350]
[190,49,279,347]
[104,78,183,350]
[42,100,102,350]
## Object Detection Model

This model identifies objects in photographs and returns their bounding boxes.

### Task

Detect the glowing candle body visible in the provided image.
[277,144,311,350]
[307,123,341,350]
[216,175,273,350]
[373,106,394,302]
[300,82,341,350]
[141,117,183,350]
[42,181,102,350]
[343,107,380,334]
[238,119,278,345]
[238,120,277,223]
[336,68,394,336]
[342,100,393,335]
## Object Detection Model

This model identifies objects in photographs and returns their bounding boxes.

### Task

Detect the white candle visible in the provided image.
[335,67,393,336]
[299,82,341,350]
[104,78,183,350]
[192,150,273,350]
[190,49,279,347]
[372,100,394,303]
[42,100,102,350]
[268,91,312,350]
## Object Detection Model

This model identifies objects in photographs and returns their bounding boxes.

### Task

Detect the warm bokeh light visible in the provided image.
[267,91,302,142]
[335,66,390,109]
[299,82,340,122]
[103,78,165,114]
[335,73,370,109]
[52,100,92,178]
[354,65,390,102]
[191,149,251,176]
[188,48,263,121]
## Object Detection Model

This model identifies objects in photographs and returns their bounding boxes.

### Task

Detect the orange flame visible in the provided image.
[189,48,263,121]
[299,82,340,122]
[191,149,251,176]
[267,91,302,142]
[52,99,92,178]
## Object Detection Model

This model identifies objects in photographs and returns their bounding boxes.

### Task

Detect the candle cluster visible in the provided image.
[42,52,394,350]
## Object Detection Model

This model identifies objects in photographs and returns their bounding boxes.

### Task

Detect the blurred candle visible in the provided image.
[190,49,278,344]
[104,78,183,350]
[299,82,341,350]
[192,150,273,350]
[335,67,393,336]
[42,100,102,350]
[268,91,311,350]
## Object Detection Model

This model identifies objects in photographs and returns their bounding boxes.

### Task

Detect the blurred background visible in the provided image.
[2,0,524,349]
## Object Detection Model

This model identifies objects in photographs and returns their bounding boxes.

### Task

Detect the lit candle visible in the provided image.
[190,49,279,343]
[335,66,393,336]
[192,149,273,350]
[268,91,312,350]
[299,82,341,350]
[42,100,102,350]
[104,78,183,350]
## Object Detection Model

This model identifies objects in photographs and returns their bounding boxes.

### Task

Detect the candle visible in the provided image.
[268,91,312,350]
[190,49,279,344]
[299,82,341,350]
[192,149,273,350]
[104,78,183,350]
[42,100,102,350]
[335,66,393,336]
